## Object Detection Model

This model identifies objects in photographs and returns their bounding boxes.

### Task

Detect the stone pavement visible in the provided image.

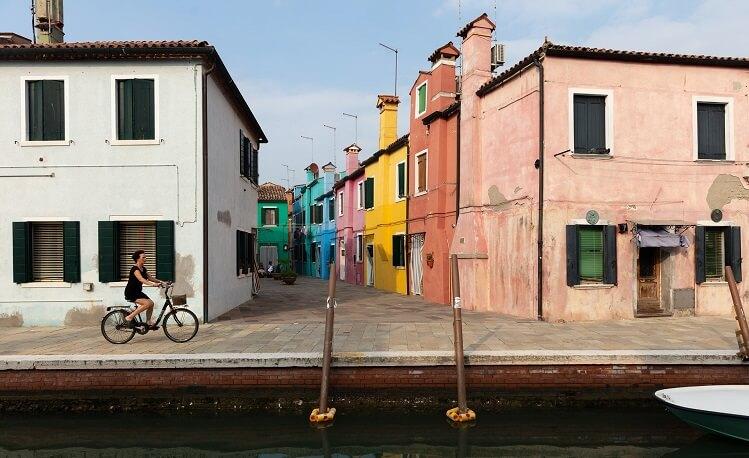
[0,277,738,356]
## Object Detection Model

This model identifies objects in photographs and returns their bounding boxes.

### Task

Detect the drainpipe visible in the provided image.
[533,56,545,321]
[455,111,461,225]
[405,143,410,296]
[202,59,216,324]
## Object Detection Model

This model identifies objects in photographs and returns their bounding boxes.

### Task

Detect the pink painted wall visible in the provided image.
[334,159,365,286]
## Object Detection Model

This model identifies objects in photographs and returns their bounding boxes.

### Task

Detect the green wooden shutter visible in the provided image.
[704,228,724,279]
[261,208,267,226]
[578,226,603,282]
[12,222,32,284]
[43,80,65,141]
[364,177,374,209]
[63,221,81,283]
[603,225,617,285]
[726,226,742,283]
[117,80,133,140]
[418,84,427,113]
[132,79,155,140]
[695,226,706,284]
[155,220,175,281]
[566,225,579,286]
[236,230,243,275]
[397,162,406,198]
[392,235,405,267]
[98,221,119,283]
[252,147,259,184]
[574,95,606,154]
[27,81,44,141]
[697,103,726,160]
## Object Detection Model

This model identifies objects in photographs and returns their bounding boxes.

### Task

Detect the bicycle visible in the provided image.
[100,282,199,344]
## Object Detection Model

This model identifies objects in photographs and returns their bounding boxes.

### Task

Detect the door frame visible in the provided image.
[636,246,663,316]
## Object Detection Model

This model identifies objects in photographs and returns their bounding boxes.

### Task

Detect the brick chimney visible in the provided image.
[34,0,64,44]
[343,143,361,174]
[457,13,495,96]
[376,95,399,150]
[427,41,460,111]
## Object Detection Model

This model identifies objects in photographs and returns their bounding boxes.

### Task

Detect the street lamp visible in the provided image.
[378,42,398,96]
[323,124,337,167]
[342,112,358,144]
[300,135,314,163]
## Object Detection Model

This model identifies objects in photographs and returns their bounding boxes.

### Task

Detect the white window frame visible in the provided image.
[415,81,428,118]
[261,206,278,227]
[568,88,614,156]
[692,96,734,162]
[110,74,160,146]
[394,160,407,202]
[337,190,344,216]
[355,233,363,263]
[414,149,428,196]
[357,180,364,210]
[19,75,70,147]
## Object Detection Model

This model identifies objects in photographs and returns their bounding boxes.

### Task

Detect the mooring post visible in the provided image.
[446,254,475,422]
[310,262,337,423]
[726,266,749,359]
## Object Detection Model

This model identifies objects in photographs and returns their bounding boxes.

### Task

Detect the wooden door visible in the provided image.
[637,247,661,313]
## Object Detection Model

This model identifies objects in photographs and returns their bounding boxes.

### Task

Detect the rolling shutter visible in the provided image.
[12,222,32,284]
[695,226,706,284]
[32,222,64,282]
[98,221,118,283]
[726,226,742,283]
[603,225,617,285]
[565,225,579,286]
[156,220,175,281]
[118,222,156,280]
[63,221,81,283]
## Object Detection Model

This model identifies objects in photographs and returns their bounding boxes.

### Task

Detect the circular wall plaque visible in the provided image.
[585,210,600,225]
[711,209,723,223]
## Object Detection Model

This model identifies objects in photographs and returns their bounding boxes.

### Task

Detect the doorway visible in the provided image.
[366,243,374,286]
[339,239,346,281]
[637,247,662,314]
[409,233,424,295]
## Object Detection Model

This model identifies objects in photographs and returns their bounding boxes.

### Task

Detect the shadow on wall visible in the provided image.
[0,312,23,327]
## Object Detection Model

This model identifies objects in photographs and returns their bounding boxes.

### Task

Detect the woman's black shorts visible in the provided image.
[125,292,151,303]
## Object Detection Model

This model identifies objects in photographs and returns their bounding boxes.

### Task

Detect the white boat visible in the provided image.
[655,385,749,442]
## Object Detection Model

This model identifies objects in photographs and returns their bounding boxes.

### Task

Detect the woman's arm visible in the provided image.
[134,269,160,287]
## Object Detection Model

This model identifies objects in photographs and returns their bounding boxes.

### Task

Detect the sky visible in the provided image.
[2,0,749,187]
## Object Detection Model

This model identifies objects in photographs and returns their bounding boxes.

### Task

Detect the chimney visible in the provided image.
[322,162,336,186]
[305,163,319,183]
[343,143,361,174]
[427,41,460,111]
[457,13,495,95]
[376,95,399,150]
[0,33,32,45]
[34,0,64,44]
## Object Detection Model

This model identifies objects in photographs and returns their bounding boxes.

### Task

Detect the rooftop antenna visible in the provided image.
[323,124,337,167]
[342,112,358,144]
[378,42,398,96]
[300,135,314,163]
[30,0,36,44]
[281,163,295,188]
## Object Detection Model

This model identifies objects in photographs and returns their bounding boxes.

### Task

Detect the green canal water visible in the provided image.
[0,406,746,456]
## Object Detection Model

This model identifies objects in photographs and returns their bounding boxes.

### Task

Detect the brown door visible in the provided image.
[637,247,661,314]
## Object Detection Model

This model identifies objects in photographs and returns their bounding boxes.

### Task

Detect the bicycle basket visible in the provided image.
[172,294,187,306]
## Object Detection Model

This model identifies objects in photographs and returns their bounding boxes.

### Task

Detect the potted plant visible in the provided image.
[281,271,297,285]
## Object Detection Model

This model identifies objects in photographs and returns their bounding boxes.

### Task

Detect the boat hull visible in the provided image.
[660,399,749,442]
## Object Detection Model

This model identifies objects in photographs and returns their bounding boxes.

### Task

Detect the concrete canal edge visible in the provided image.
[0,350,745,412]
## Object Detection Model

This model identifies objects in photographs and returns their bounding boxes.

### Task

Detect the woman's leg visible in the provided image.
[126,299,152,322]
[145,299,156,325]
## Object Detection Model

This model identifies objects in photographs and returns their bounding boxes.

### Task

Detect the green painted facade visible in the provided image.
[257,198,290,269]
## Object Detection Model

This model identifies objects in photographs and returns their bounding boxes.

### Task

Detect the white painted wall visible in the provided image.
[0,61,205,326]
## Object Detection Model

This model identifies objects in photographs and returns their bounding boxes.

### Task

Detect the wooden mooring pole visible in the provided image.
[310,262,337,423]
[446,254,475,422]
[726,266,749,360]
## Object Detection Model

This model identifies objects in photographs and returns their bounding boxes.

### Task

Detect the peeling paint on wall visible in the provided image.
[174,253,196,297]
[706,174,749,210]
[0,312,23,327]
[64,305,106,326]
[217,210,232,226]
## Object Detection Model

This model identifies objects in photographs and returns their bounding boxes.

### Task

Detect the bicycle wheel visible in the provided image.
[163,308,199,343]
[101,310,136,344]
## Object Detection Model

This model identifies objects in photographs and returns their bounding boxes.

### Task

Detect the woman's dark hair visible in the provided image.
[132,250,145,262]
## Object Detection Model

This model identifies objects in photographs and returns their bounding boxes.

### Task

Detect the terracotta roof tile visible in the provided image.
[0,40,208,49]
[428,41,460,63]
[457,13,496,38]
[258,182,287,201]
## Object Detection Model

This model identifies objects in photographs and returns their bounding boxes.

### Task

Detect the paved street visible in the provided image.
[0,277,737,355]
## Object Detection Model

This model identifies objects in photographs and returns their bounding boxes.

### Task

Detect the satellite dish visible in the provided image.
[586,210,599,225]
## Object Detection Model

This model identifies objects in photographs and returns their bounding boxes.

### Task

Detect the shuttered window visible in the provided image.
[567,225,616,286]
[356,234,363,262]
[696,226,742,284]
[338,191,344,216]
[697,103,726,160]
[416,152,427,194]
[573,95,607,154]
[578,226,604,282]
[118,222,156,280]
[251,147,259,184]
[704,228,725,280]
[311,242,317,262]
[262,208,278,226]
[240,132,250,179]
[26,80,65,141]
[117,79,155,140]
[328,198,335,221]
[396,162,406,199]
[357,182,364,209]
[392,234,406,267]
[364,177,375,209]
[416,82,427,116]
[236,230,254,275]
[31,222,64,282]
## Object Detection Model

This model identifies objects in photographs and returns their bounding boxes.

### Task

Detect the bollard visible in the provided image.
[446,254,476,422]
[310,262,337,423]
[726,266,749,360]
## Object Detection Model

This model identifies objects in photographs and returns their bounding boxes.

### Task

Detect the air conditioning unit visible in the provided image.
[491,43,505,71]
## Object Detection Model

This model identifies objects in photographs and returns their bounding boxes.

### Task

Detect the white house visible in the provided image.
[0,39,267,326]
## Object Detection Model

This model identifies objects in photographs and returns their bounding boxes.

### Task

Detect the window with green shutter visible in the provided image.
[328,198,335,221]
[13,222,32,284]
[396,162,406,199]
[116,78,155,140]
[578,226,604,282]
[392,234,406,267]
[704,227,725,280]
[416,82,427,116]
[26,80,65,141]
[573,94,607,154]
[697,103,726,160]
[364,177,375,209]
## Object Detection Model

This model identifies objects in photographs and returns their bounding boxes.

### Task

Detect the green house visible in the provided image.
[257,182,290,270]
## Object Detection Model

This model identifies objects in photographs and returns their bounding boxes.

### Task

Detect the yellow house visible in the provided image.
[361,95,408,294]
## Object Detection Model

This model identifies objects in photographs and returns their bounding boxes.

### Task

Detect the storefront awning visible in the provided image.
[636,227,690,248]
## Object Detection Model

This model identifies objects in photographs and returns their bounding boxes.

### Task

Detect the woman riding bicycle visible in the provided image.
[124,250,167,330]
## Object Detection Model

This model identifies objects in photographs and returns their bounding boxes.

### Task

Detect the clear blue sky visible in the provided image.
[2,1,747,186]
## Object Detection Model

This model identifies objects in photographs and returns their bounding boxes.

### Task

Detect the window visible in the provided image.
[97,221,174,283]
[13,221,80,284]
[240,132,250,179]
[119,222,157,280]
[357,181,364,209]
[356,234,363,262]
[697,102,727,160]
[261,207,278,226]
[566,224,617,286]
[416,81,428,117]
[395,161,406,200]
[338,191,344,216]
[415,151,427,195]
[573,94,607,154]
[392,234,406,267]
[328,198,335,221]
[236,230,255,276]
[311,242,317,262]
[364,177,375,209]
[696,226,741,283]
[329,244,335,263]
[116,78,155,140]
[26,79,65,141]
[310,204,323,224]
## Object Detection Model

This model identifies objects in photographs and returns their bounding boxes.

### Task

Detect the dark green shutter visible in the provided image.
[695,226,706,284]
[697,103,726,160]
[603,225,617,285]
[248,233,255,272]
[132,79,155,140]
[364,177,374,209]
[261,208,267,226]
[12,222,32,284]
[156,220,175,281]
[98,221,119,283]
[117,80,133,140]
[236,230,243,275]
[573,95,606,154]
[727,226,742,283]
[566,225,579,286]
[275,209,281,225]
[252,147,259,184]
[392,235,405,267]
[418,84,427,113]
[63,221,80,283]
[27,80,64,141]
[27,81,44,141]
[328,199,334,221]
[397,162,406,198]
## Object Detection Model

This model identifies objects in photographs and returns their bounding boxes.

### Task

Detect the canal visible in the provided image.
[0,404,744,456]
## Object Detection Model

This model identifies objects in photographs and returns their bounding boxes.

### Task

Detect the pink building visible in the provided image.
[453,14,746,321]
[334,144,366,285]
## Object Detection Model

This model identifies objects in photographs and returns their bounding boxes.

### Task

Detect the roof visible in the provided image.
[316,190,335,201]
[377,94,400,106]
[0,40,267,143]
[457,13,496,38]
[0,32,31,44]
[258,182,287,201]
[428,41,460,63]
[343,143,361,151]
[333,167,365,190]
[477,41,749,97]
[422,101,460,125]
[360,134,410,167]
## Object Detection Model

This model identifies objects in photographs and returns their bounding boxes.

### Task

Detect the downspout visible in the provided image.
[202,59,216,324]
[533,56,545,321]
[455,110,461,227]
[405,143,410,296]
